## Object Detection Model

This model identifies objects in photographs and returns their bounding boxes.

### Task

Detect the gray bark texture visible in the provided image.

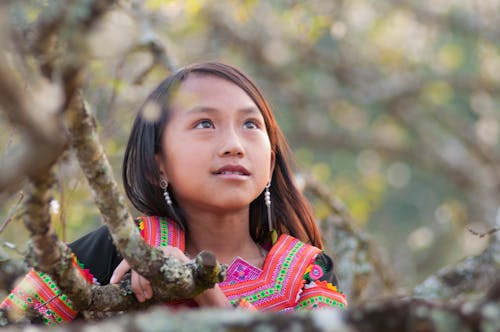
[303,175,397,303]
[0,278,499,332]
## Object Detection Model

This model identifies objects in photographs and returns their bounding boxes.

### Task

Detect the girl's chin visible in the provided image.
[201,199,256,213]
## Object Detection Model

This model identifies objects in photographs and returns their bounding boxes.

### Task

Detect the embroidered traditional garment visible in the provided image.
[1,216,347,325]
[137,216,346,311]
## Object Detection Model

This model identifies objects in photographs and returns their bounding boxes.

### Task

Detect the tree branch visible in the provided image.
[0,192,24,234]
[428,108,500,189]
[302,174,397,303]
[413,239,500,302]
[23,169,93,310]
[0,248,28,294]
[0,56,67,196]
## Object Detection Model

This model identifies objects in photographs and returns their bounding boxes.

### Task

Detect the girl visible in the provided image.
[1,62,347,325]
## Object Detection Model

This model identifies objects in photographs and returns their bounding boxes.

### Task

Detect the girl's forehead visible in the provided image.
[177,74,245,95]
[170,74,259,113]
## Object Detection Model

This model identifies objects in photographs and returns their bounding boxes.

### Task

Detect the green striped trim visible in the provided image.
[242,240,304,304]
[159,216,169,247]
[37,272,73,309]
[296,296,345,309]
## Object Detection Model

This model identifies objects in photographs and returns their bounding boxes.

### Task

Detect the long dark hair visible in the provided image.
[122,62,323,248]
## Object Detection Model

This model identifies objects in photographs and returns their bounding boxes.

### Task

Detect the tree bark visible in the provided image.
[302,175,397,303]
[0,280,498,332]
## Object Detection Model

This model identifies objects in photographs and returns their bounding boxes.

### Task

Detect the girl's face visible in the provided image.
[156,74,275,216]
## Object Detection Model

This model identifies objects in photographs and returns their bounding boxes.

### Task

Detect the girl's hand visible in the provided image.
[110,246,231,307]
[193,284,232,308]
[110,246,190,302]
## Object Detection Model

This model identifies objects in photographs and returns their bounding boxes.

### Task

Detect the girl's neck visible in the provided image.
[183,208,264,266]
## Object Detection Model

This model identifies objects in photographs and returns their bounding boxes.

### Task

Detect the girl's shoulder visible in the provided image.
[267,233,322,260]
[272,235,347,308]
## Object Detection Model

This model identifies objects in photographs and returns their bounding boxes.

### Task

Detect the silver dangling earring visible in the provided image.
[264,182,272,232]
[160,178,181,221]
[265,182,278,244]
[159,178,173,207]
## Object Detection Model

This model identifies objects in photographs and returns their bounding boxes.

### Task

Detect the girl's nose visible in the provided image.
[219,129,245,157]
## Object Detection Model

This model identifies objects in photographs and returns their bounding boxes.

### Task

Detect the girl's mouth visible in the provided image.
[217,171,246,175]
[213,165,250,177]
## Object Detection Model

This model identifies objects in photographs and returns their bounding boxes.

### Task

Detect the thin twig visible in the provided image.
[103,56,127,133]
[0,191,24,233]
[2,242,25,255]
[301,173,356,228]
[57,169,67,243]
[2,126,16,159]
[466,226,500,238]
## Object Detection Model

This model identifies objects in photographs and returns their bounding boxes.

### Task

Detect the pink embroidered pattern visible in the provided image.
[220,235,319,311]
[222,257,262,285]
[308,264,324,281]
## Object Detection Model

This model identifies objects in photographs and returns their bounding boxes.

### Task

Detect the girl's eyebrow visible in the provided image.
[184,106,261,116]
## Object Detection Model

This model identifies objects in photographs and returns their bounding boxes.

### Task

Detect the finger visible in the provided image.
[110,259,131,284]
[138,276,153,300]
[160,246,190,263]
[131,271,145,302]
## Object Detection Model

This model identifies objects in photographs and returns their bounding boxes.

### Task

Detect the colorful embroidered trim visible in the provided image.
[220,235,320,311]
[136,216,184,250]
[1,270,78,326]
[1,251,96,326]
[71,253,96,284]
[296,284,347,309]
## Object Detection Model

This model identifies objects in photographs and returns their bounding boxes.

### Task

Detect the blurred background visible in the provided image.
[1,0,499,293]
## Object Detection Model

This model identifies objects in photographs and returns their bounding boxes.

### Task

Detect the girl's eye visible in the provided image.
[194,120,214,129]
[243,120,259,129]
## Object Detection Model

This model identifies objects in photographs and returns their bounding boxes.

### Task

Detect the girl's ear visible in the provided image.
[269,151,276,180]
[155,153,168,180]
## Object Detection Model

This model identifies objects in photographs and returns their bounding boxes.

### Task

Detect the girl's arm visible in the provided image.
[0,258,94,326]
[0,227,114,326]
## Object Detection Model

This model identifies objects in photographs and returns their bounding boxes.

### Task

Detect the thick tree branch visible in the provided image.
[413,238,500,302]
[65,94,157,277]
[23,169,93,310]
[0,57,67,196]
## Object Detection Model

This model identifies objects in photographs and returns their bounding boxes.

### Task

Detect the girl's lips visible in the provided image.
[217,171,248,175]
[213,164,250,176]
[214,172,250,181]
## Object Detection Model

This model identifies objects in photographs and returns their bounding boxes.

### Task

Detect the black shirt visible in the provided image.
[68,226,122,285]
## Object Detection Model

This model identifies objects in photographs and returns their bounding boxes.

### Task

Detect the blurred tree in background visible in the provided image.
[0,0,499,326]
